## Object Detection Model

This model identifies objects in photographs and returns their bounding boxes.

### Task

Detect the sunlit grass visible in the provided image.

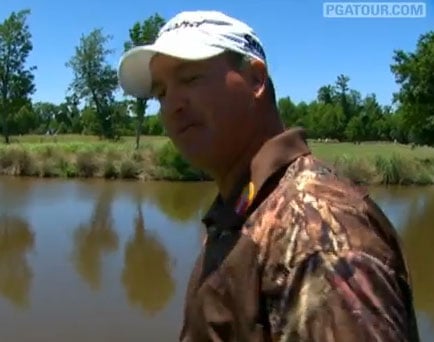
[0,135,433,184]
[309,141,434,162]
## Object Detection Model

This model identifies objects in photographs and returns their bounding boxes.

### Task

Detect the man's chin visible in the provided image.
[178,149,216,174]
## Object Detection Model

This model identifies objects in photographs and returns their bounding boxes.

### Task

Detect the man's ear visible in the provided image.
[249,59,267,99]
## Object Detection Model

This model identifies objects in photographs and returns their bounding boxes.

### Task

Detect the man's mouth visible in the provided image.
[178,123,198,134]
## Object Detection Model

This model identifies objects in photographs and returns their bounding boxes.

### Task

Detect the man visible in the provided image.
[118,10,420,341]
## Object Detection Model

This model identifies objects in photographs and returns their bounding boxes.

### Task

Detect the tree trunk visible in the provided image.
[1,112,9,144]
[135,98,146,150]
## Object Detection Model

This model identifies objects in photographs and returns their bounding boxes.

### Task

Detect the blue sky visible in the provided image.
[1,0,432,114]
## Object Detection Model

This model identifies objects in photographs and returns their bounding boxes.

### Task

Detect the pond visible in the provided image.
[0,177,432,341]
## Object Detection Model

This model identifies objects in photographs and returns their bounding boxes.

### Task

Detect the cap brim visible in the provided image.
[117,39,225,98]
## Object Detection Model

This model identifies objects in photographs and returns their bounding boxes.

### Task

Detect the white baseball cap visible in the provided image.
[117,10,267,98]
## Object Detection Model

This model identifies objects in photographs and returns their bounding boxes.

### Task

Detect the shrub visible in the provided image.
[156,141,208,180]
[76,151,99,178]
[333,155,377,185]
[119,159,140,179]
[103,159,119,179]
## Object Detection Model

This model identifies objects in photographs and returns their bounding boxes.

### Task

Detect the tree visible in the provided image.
[110,99,134,137]
[308,102,345,140]
[13,104,38,134]
[0,9,36,143]
[391,31,434,145]
[66,28,118,139]
[335,74,351,123]
[317,85,336,105]
[356,94,384,141]
[345,115,365,142]
[144,113,164,135]
[60,95,81,134]
[33,102,58,134]
[80,106,99,135]
[124,13,165,149]
[278,96,299,127]
[346,89,363,121]
[389,108,409,143]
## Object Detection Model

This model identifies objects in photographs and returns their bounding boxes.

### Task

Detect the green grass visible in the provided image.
[309,141,434,162]
[0,135,207,181]
[0,135,433,184]
[5,134,168,146]
[310,141,434,185]
[6,134,433,160]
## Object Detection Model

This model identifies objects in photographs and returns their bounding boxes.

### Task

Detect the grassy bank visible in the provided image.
[310,141,434,185]
[0,135,433,185]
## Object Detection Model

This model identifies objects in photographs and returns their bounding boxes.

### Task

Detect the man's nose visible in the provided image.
[163,86,187,118]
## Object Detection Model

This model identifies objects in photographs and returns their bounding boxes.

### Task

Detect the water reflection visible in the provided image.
[0,177,33,214]
[371,186,434,339]
[121,203,175,315]
[0,178,432,341]
[0,215,34,308]
[400,190,434,325]
[71,187,119,291]
[144,181,216,223]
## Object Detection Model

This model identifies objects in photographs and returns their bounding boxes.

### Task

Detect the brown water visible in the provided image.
[0,177,432,342]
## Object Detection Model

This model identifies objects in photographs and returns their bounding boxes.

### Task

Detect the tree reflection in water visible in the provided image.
[71,187,119,291]
[121,202,175,315]
[146,181,216,223]
[399,189,434,326]
[0,215,34,308]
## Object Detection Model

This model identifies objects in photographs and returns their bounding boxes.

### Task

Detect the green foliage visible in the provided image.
[120,159,141,179]
[103,158,119,179]
[391,31,434,145]
[76,151,100,177]
[156,141,209,180]
[124,13,166,149]
[333,155,377,184]
[275,74,428,145]
[124,13,165,50]
[32,101,58,133]
[0,9,36,143]
[333,153,434,185]
[0,137,432,184]
[278,97,300,127]
[373,154,432,185]
[66,28,118,139]
[12,104,38,134]
[144,114,164,135]
[1,5,434,180]
[0,146,37,176]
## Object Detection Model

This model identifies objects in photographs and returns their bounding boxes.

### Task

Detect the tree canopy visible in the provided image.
[391,31,434,145]
[1,9,433,146]
[0,9,36,143]
[124,13,165,149]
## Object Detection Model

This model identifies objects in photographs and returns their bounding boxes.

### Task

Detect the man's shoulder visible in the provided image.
[246,154,408,278]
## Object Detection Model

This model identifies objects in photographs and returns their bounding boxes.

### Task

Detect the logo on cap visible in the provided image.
[159,18,230,36]
[244,34,266,61]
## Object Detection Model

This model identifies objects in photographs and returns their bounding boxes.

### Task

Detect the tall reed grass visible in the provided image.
[0,140,433,184]
[333,153,434,185]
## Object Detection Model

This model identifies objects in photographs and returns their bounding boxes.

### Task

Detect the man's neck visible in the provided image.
[216,141,259,202]
[216,119,285,202]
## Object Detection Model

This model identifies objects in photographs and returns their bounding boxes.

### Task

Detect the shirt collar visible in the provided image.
[202,127,311,232]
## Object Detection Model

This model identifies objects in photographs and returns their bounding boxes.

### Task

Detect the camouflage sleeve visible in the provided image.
[256,184,419,341]
[265,249,417,341]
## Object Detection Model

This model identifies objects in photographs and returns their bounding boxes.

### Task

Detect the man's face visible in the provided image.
[149,53,258,173]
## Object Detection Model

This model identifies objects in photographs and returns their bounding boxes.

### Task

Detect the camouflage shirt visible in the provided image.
[179,127,420,342]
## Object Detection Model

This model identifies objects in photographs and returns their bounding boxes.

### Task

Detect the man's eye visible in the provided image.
[154,89,166,100]
[180,75,201,84]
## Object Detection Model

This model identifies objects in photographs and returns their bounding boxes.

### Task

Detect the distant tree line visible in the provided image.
[1,9,433,146]
[279,75,404,143]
